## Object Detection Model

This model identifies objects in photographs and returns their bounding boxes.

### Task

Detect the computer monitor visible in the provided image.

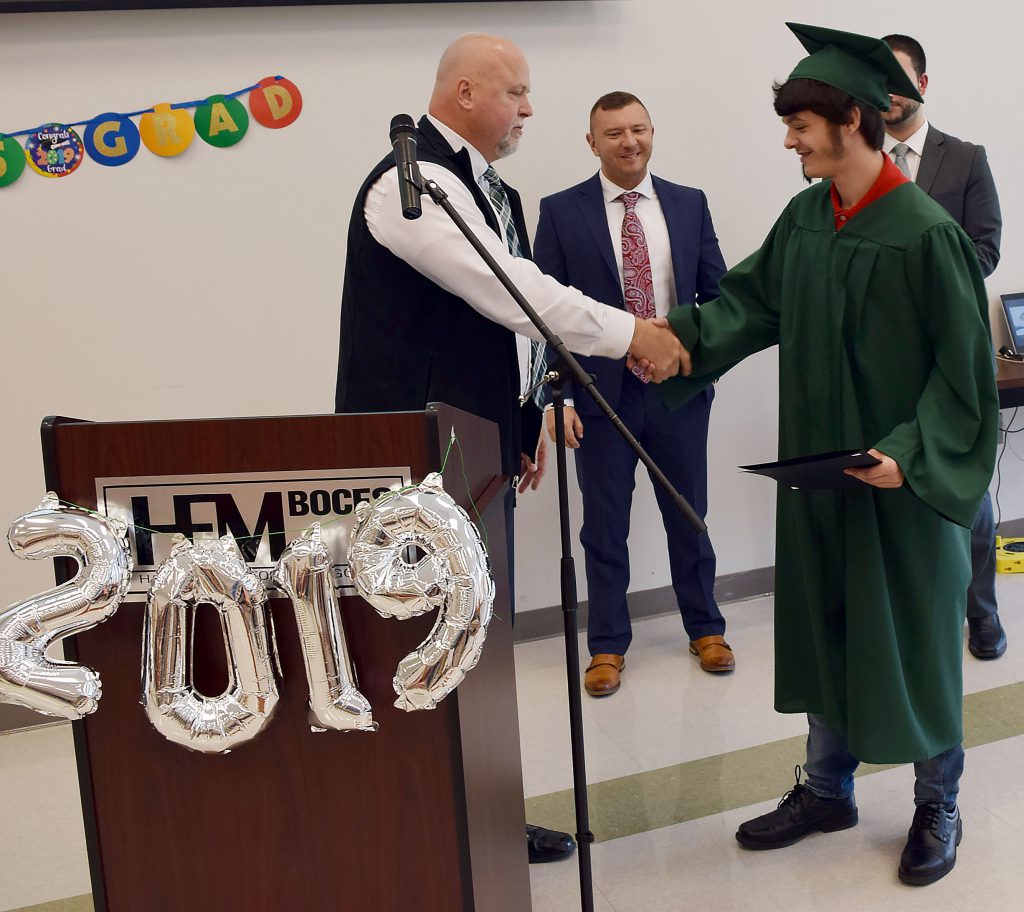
[1001,293,1024,354]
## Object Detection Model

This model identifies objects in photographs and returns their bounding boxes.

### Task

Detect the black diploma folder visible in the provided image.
[740,449,881,490]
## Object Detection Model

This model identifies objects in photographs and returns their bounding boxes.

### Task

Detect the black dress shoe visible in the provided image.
[526,823,576,864]
[968,614,1007,659]
[898,803,962,886]
[736,768,858,850]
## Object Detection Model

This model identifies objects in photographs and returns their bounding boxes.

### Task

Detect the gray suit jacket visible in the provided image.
[918,124,1002,277]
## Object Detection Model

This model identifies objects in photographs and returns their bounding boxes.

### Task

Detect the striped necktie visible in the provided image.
[482,166,547,406]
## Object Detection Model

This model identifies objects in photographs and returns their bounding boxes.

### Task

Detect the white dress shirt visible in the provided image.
[363,116,636,371]
[547,170,678,411]
[429,118,532,387]
[883,119,929,183]
[599,171,678,317]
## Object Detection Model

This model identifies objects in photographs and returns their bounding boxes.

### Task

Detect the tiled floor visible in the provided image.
[522,580,1024,912]
[0,725,91,912]
[2,578,1023,911]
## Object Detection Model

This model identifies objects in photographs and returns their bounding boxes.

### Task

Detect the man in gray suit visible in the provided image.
[883,33,1006,659]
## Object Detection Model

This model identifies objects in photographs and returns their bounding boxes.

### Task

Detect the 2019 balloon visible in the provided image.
[0,493,131,719]
[3,476,494,746]
[347,473,494,711]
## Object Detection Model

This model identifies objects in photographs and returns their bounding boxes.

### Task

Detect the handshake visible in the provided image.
[628,316,693,382]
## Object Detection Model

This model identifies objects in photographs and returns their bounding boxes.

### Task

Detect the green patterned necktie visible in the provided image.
[483,166,523,256]
[482,166,547,406]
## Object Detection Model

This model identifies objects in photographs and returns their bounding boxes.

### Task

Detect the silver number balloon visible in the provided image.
[275,523,375,732]
[142,535,279,753]
[347,472,494,711]
[0,492,131,719]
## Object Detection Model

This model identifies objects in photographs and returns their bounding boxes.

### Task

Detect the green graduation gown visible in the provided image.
[662,180,998,763]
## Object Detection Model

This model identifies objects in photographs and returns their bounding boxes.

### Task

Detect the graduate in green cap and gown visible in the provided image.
[654,23,998,886]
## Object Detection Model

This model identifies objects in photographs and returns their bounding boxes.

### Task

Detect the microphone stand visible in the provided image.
[412,171,706,912]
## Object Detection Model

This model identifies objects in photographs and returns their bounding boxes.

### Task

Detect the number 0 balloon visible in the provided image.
[142,535,279,753]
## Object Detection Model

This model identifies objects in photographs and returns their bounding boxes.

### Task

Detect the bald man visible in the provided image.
[335,33,684,865]
[336,34,686,486]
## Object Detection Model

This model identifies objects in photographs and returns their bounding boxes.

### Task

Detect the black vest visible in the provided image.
[335,117,533,476]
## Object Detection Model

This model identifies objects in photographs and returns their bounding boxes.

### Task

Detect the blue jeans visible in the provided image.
[803,714,964,808]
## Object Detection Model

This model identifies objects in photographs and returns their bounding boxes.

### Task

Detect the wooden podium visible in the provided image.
[41,405,531,912]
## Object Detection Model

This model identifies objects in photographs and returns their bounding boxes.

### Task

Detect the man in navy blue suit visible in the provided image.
[534,92,733,696]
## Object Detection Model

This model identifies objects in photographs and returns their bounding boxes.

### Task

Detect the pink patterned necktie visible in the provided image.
[620,191,655,382]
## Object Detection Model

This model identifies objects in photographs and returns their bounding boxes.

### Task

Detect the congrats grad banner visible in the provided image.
[0,76,301,188]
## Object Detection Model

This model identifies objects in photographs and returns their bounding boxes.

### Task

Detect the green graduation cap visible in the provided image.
[786,22,924,111]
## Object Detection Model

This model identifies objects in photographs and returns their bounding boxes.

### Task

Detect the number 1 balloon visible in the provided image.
[275,523,375,733]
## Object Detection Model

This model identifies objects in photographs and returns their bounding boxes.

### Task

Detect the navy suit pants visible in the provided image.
[574,371,723,656]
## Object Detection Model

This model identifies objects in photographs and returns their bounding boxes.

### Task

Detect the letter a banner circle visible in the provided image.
[194,94,250,148]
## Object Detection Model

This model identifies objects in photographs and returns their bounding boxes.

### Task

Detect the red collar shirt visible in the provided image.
[830,153,909,231]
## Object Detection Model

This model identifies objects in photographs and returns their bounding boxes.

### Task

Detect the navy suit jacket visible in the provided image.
[918,125,1002,278]
[533,173,726,415]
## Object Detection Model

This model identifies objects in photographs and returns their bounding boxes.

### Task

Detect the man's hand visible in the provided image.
[518,432,548,493]
[844,448,905,488]
[545,405,584,449]
[628,317,691,382]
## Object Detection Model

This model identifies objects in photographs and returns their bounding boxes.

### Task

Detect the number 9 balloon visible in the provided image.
[0,492,132,719]
[347,473,494,711]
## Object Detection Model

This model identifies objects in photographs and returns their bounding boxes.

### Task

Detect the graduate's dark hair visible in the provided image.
[882,34,926,78]
[772,78,885,151]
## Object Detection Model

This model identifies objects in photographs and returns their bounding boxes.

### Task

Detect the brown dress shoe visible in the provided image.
[584,654,625,696]
[689,635,735,673]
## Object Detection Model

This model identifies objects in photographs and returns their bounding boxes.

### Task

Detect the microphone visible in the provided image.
[389,114,422,220]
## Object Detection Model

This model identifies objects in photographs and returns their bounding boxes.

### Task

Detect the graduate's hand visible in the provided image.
[518,432,548,493]
[843,448,905,488]
[628,317,691,381]
[545,405,583,448]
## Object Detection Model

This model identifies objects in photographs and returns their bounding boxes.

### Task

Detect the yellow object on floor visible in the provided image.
[995,536,1024,573]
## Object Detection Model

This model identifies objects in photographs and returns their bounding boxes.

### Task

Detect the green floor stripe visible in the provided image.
[13,685,1023,911]
[9,897,93,912]
[963,680,1024,746]
[526,680,1024,843]
[526,734,808,843]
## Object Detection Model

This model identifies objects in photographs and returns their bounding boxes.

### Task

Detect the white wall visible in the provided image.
[1,0,1021,617]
